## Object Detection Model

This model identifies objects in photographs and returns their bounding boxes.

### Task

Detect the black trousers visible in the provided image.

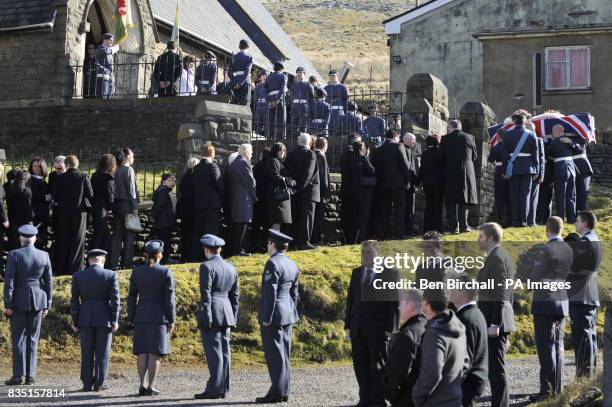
[54,211,87,275]
[446,203,469,233]
[179,209,194,262]
[488,334,509,407]
[351,334,388,406]
[153,227,172,262]
[494,176,511,227]
[90,206,111,252]
[355,189,373,244]
[193,209,221,261]
[461,375,484,407]
[311,202,326,245]
[109,200,135,270]
[341,193,357,245]
[294,197,316,247]
[229,222,248,255]
[378,188,405,240]
[575,174,591,212]
[423,186,443,233]
[537,181,553,224]
[534,315,565,395]
[404,190,415,236]
[570,304,597,378]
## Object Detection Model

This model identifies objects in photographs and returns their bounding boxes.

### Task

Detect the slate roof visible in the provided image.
[0,0,55,30]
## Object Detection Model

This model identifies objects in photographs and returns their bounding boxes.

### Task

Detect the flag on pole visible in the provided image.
[115,0,134,45]
[170,0,180,51]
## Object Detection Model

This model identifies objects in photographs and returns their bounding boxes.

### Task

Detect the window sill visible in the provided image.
[543,88,593,95]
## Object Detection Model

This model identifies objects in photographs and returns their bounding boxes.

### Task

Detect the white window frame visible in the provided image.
[545,46,591,91]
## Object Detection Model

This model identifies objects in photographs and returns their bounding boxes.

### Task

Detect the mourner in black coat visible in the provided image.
[90,154,116,253]
[6,171,33,251]
[345,142,376,244]
[153,42,182,97]
[28,157,51,249]
[417,135,444,233]
[339,134,362,244]
[311,138,330,245]
[264,144,294,229]
[177,159,197,261]
[152,176,177,261]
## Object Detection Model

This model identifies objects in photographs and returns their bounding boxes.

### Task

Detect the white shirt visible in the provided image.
[456,301,477,314]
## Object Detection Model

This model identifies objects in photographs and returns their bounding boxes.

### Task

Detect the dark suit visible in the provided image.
[3,244,52,379]
[403,144,418,236]
[198,255,240,395]
[418,146,444,232]
[477,245,515,407]
[28,176,50,249]
[109,165,139,270]
[153,50,182,97]
[258,252,300,399]
[531,237,573,396]
[285,145,320,247]
[52,168,93,275]
[6,187,33,251]
[192,159,224,260]
[71,264,119,390]
[177,169,196,261]
[456,303,489,407]
[371,140,411,239]
[312,150,330,244]
[346,154,376,243]
[90,171,114,252]
[152,184,176,258]
[227,156,256,255]
[384,314,427,407]
[340,146,356,243]
[345,266,399,406]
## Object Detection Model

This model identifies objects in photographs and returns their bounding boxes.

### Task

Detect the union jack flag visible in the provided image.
[488,112,596,147]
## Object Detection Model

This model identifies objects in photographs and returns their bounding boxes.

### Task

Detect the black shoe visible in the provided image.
[4,376,22,386]
[25,377,35,385]
[239,250,252,257]
[138,386,148,396]
[93,385,108,392]
[194,392,223,399]
[255,395,285,404]
[147,387,160,396]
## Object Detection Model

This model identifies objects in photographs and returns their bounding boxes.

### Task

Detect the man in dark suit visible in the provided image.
[51,155,93,275]
[312,137,330,245]
[151,174,177,263]
[417,135,444,233]
[502,113,539,227]
[153,41,182,97]
[3,225,53,385]
[285,133,320,250]
[192,144,224,260]
[567,210,601,379]
[195,235,240,400]
[440,119,478,233]
[370,129,411,239]
[70,249,119,392]
[384,289,426,407]
[402,133,418,237]
[227,144,257,257]
[530,216,573,401]
[340,134,362,244]
[345,240,399,407]
[477,222,516,407]
[256,230,300,404]
[449,272,489,407]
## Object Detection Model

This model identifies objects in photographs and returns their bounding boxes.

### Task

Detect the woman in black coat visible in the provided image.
[177,158,199,262]
[6,170,33,250]
[90,154,116,251]
[347,141,376,244]
[264,143,294,230]
[417,135,445,233]
[28,157,51,249]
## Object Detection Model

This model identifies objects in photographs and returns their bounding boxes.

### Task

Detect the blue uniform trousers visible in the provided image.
[201,327,231,395]
[537,181,553,224]
[553,175,576,223]
[10,310,42,378]
[261,324,292,398]
[509,175,532,226]
[534,315,565,395]
[266,101,286,140]
[291,104,309,135]
[231,83,251,106]
[528,182,540,226]
[569,304,597,378]
[575,174,591,212]
[80,327,113,389]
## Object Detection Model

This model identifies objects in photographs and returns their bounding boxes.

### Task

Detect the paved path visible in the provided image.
[0,357,578,406]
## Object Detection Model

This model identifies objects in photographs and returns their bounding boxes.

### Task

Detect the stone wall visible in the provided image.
[587,131,612,188]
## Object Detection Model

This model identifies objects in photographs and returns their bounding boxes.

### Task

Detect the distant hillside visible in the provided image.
[262,0,415,91]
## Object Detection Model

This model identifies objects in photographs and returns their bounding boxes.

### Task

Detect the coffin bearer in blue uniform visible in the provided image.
[195,51,218,95]
[324,69,349,137]
[338,101,363,136]
[3,225,53,386]
[501,112,539,227]
[194,234,240,400]
[254,71,269,135]
[229,39,253,105]
[546,124,581,223]
[256,229,300,404]
[290,67,314,136]
[71,249,119,392]
[488,130,511,226]
[309,87,331,137]
[96,33,120,99]
[127,240,176,396]
[528,124,546,226]
[265,61,288,140]
[363,103,386,146]
[571,138,593,212]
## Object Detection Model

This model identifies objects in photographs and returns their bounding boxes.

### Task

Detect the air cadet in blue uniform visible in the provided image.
[488,132,511,226]
[194,234,240,400]
[567,210,601,379]
[256,229,300,404]
[195,51,218,95]
[3,225,53,386]
[363,103,387,146]
[127,240,176,396]
[253,71,269,135]
[71,249,119,392]
[324,69,348,137]
[571,138,593,212]
[529,217,573,401]
[501,113,539,227]
[528,131,546,226]
[338,101,363,136]
[537,137,555,224]
[228,39,253,106]
[290,67,314,136]
[546,124,581,223]
[95,33,120,99]
[265,61,288,140]
[309,87,331,137]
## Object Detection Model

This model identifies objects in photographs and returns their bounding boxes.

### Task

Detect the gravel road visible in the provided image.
[0,357,578,407]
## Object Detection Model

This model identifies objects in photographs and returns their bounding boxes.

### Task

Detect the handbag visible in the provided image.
[272,178,291,201]
[124,213,143,233]
[360,175,378,187]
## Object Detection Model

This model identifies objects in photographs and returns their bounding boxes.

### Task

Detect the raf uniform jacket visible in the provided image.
[291,80,314,107]
[315,150,330,201]
[193,158,225,210]
[95,44,118,77]
[3,244,53,311]
[456,303,489,396]
[371,139,412,190]
[477,245,516,333]
[127,263,176,325]
[440,130,478,205]
[571,137,593,177]
[258,252,300,326]
[266,72,288,103]
[338,112,362,135]
[71,264,119,328]
[545,138,581,180]
[324,83,348,113]
[567,229,601,306]
[285,145,320,202]
[198,255,240,329]
[501,126,538,176]
[488,141,506,181]
[51,168,93,213]
[530,237,573,316]
[229,50,253,88]
[195,60,218,94]
[384,313,427,406]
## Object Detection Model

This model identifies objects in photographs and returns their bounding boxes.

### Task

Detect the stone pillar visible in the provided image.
[459,102,497,226]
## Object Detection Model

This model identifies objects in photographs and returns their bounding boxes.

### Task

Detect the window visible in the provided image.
[545,46,590,90]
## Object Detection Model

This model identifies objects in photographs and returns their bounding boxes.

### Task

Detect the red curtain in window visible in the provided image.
[547,49,567,89]
[570,48,589,88]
